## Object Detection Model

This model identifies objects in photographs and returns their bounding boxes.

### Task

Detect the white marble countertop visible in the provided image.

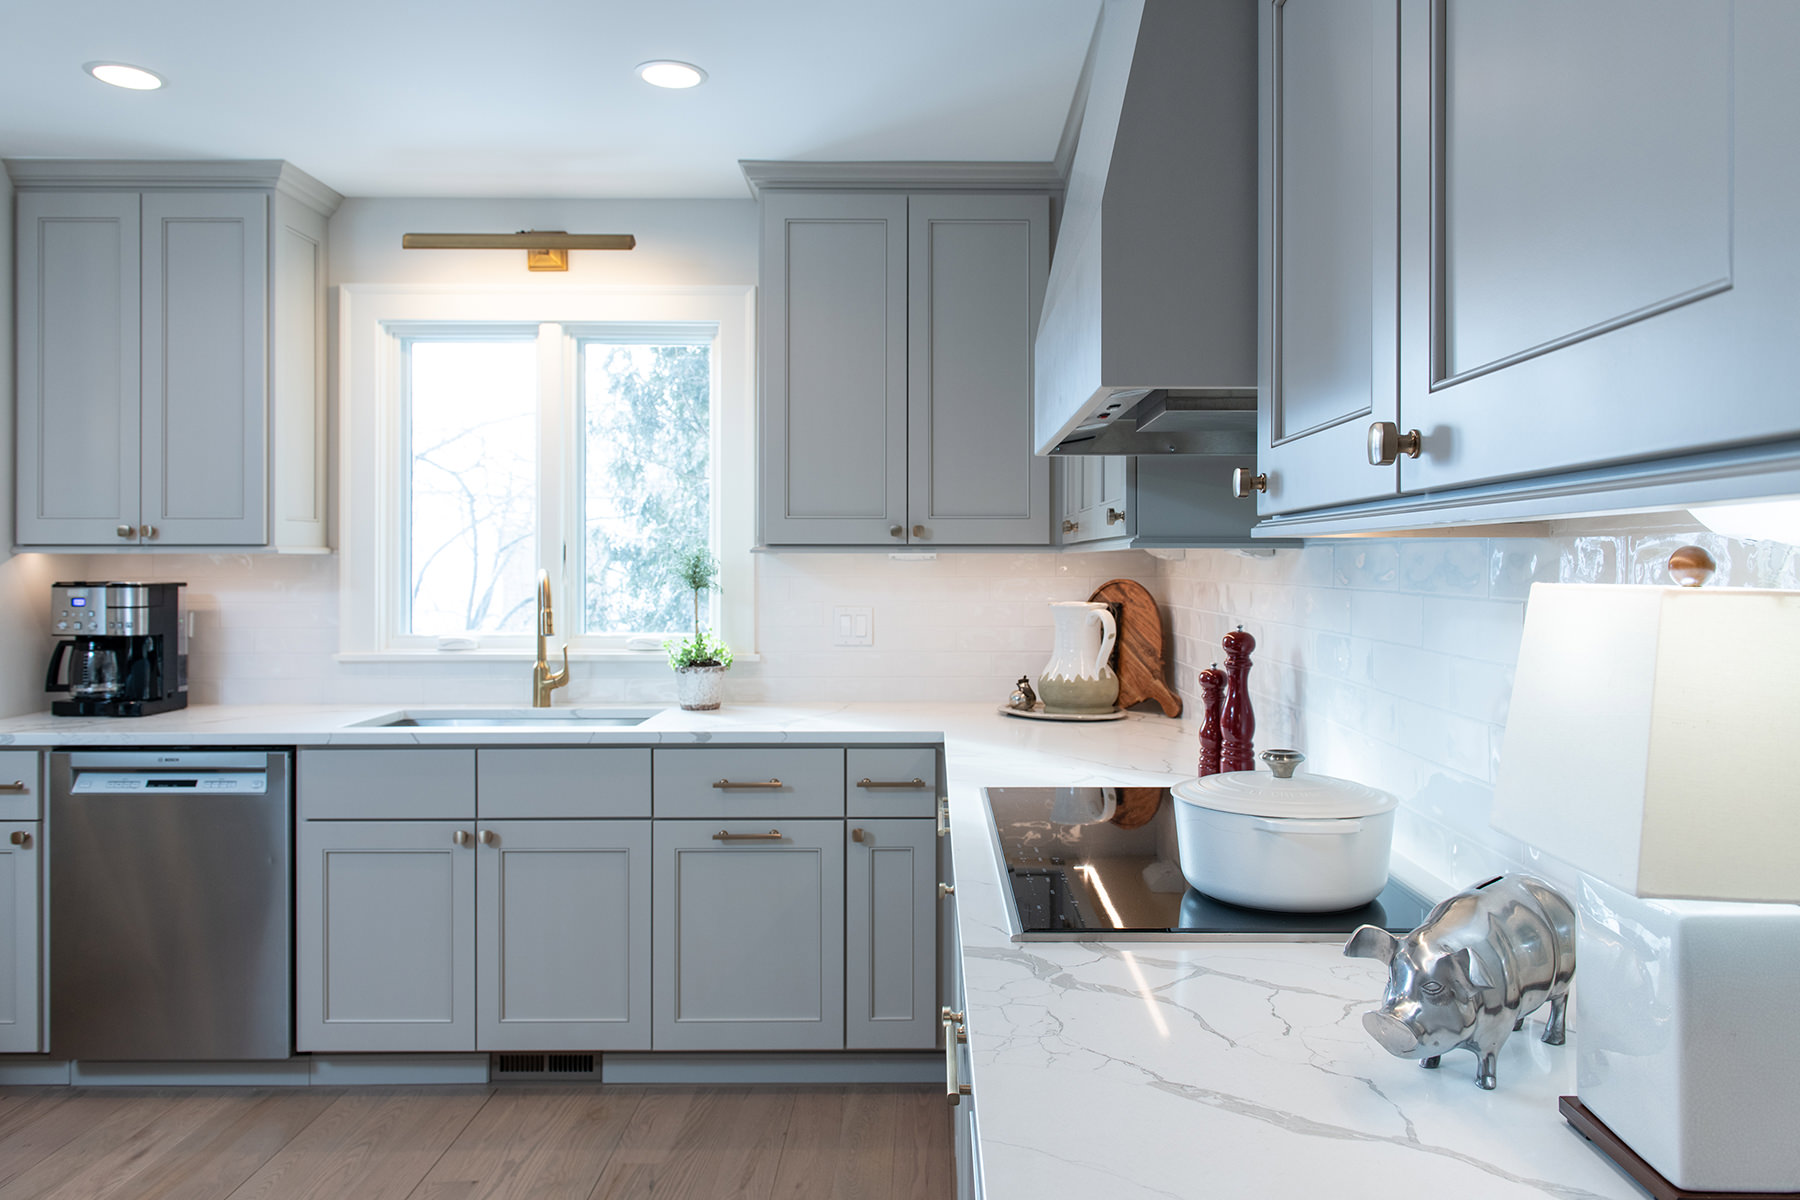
[0,700,1631,1198]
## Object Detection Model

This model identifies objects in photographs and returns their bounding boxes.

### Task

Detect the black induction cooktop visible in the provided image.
[984,786,1435,941]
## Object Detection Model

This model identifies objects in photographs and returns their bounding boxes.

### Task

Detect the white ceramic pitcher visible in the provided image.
[1037,601,1119,714]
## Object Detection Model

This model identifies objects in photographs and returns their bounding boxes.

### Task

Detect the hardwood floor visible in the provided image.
[0,1085,952,1200]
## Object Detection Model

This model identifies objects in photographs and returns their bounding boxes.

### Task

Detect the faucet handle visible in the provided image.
[536,569,556,637]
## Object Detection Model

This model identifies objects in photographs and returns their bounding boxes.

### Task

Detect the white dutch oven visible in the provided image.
[1170,749,1398,912]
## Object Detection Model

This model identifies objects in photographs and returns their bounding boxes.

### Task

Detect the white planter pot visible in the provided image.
[1171,750,1397,912]
[673,664,726,710]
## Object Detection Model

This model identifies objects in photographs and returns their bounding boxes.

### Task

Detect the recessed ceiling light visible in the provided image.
[635,60,706,90]
[84,62,164,90]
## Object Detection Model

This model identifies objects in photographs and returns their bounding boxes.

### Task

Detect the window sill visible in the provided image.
[336,650,761,665]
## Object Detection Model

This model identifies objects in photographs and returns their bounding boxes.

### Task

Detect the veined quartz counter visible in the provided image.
[0,701,1631,1198]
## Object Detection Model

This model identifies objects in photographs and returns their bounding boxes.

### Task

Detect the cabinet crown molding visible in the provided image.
[738,159,1062,199]
[3,158,342,216]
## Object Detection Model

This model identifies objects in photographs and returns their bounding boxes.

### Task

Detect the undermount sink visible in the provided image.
[350,708,661,729]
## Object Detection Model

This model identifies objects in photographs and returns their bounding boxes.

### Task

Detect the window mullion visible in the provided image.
[536,323,574,637]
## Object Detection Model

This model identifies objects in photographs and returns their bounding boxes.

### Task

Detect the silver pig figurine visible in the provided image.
[1343,873,1575,1090]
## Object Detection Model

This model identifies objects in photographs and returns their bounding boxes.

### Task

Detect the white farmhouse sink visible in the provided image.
[348,708,661,729]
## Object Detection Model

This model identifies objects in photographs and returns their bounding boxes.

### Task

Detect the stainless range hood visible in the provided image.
[1034,0,1258,456]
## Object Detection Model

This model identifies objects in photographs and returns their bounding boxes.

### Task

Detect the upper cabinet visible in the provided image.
[10,160,338,552]
[1253,0,1800,532]
[756,183,1050,546]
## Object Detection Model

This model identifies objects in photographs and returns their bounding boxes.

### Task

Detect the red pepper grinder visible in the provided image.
[1220,626,1256,773]
[1197,663,1225,777]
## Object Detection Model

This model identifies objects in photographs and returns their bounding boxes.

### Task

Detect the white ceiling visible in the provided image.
[1,0,1103,199]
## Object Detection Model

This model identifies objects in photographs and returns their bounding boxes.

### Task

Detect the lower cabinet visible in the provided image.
[296,818,651,1052]
[0,822,42,1055]
[845,819,939,1050]
[652,819,845,1051]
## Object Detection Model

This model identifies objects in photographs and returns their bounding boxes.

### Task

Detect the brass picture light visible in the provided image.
[400,230,637,271]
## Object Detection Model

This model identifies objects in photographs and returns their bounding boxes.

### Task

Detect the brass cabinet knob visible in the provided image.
[1061,519,1079,534]
[938,882,955,898]
[478,829,496,846]
[1106,508,1126,525]
[889,524,904,538]
[1232,468,1267,499]
[8,831,30,849]
[1367,421,1423,465]
[453,829,472,847]
[851,827,866,843]
[140,524,158,539]
[912,524,926,538]
[116,525,134,539]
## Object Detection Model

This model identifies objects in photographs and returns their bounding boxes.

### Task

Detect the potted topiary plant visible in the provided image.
[665,546,733,710]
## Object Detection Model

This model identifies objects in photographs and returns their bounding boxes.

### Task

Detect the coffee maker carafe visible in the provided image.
[46,582,188,717]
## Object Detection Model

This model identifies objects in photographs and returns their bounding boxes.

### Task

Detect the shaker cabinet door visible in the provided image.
[1256,0,1402,516]
[651,819,845,1050]
[475,820,651,1051]
[760,193,909,545]
[845,819,939,1050]
[0,824,42,1055]
[141,191,269,544]
[14,192,143,546]
[1397,0,1800,492]
[296,820,475,1052]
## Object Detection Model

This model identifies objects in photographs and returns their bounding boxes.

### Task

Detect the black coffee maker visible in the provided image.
[45,582,188,717]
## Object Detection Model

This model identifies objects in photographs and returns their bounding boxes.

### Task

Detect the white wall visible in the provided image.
[1154,525,1800,894]
[0,167,75,717]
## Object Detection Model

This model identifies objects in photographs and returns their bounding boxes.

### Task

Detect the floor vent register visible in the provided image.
[489,1052,600,1081]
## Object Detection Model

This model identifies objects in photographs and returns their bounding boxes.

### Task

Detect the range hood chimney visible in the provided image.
[1034,0,1257,456]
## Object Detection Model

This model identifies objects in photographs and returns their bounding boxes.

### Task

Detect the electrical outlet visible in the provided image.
[832,606,874,647]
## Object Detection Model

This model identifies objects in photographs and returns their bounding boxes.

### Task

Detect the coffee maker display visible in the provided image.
[45,582,188,717]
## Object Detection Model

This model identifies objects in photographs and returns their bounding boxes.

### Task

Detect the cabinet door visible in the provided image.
[0,824,41,1055]
[14,191,142,546]
[141,192,269,544]
[1398,0,1800,491]
[296,820,475,1052]
[1055,456,1129,545]
[652,819,844,1050]
[1256,0,1401,515]
[476,820,651,1051]
[760,193,908,545]
[845,819,938,1050]
[907,194,1051,544]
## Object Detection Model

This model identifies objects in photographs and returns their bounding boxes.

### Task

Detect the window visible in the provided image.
[338,287,755,659]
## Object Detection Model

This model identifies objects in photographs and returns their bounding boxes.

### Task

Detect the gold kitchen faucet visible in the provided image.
[532,569,569,707]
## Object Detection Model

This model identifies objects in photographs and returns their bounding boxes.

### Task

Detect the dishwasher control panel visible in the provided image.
[71,773,268,794]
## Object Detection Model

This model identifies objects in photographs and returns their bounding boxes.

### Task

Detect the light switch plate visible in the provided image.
[833,606,873,647]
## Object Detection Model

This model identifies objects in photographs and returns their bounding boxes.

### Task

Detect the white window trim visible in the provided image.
[337,284,756,661]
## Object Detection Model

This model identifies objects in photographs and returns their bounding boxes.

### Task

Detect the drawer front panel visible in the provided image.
[298,749,475,820]
[0,753,40,821]
[652,748,844,819]
[846,747,939,818]
[477,748,651,819]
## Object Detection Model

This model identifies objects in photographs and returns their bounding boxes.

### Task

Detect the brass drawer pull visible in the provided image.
[713,778,783,789]
[713,829,783,841]
[936,797,950,838]
[856,777,925,789]
[943,1007,971,1105]
[0,781,27,794]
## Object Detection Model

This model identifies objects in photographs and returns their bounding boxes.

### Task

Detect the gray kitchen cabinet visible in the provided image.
[1055,455,1280,549]
[296,819,475,1052]
[1393,0,1800,493]
[0,754,43,1056]
[1254,0,1401,517]
[475,819,651,1051]
[652,819,845,1051]
[9,161,337,551]
[845,819,938,1050]
[651,747,844,820]
[759,189,1050,546]
[846,746,939,819]
[476,748,650,820]
[298,748,475,820]
[1057,456,1129,546]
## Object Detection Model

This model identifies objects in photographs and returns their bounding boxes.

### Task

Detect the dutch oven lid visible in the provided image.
[1171,750,1397,820]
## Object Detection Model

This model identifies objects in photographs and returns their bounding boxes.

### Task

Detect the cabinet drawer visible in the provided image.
[652,748,844,818]
[299,750,475,820]
[0,753,39,821]
[478,749,650,819]
[846,748,939,818]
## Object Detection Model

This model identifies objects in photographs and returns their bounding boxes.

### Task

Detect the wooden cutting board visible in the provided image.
[1088,578,1182,718]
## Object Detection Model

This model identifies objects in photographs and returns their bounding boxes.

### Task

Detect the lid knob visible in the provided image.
[1261,749,1304,779]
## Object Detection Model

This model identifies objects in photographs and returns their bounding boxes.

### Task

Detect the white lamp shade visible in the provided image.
[1491,583,1800,902]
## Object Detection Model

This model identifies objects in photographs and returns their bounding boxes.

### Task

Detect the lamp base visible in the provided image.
[1561,1098,1800,1200]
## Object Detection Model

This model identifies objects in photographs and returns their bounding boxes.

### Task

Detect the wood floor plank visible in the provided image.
[0,1093,79,1149]
[768,1086,900,1200]
[0,1090,237,1200]
[0,1091,123,1188]
[86,1088,342,1200]
[589,1087,793,1200]
[222,1088,492,1200]
[889,1087,954,1200]
[408,1086,642,1200]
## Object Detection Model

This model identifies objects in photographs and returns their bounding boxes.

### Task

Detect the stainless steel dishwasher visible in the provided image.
[50,750,292,1060]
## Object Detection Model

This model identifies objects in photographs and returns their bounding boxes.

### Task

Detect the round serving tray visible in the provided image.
[997,703,1127,723]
